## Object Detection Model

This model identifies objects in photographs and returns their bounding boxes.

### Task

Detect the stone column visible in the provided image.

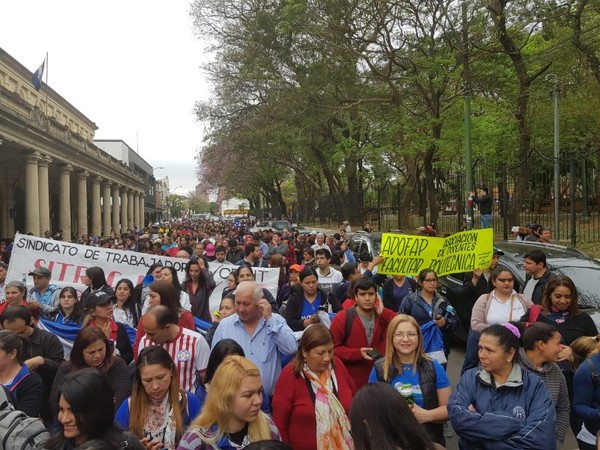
[139,194,145,227]
[133,192,140,229]
[38,155,51,236]
[120,187,128,234]
[112,184,120,235]
[127,190,134,230]
[77,170,89,239]
[24,152,41,236]
[59,164,73,240]
[101,180,111,237]
[91,176,102,237]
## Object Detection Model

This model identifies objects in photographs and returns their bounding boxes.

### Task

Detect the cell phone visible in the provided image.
[366,348,384,361]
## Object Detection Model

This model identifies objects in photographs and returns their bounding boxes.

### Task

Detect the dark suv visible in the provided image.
[439,240,600,340]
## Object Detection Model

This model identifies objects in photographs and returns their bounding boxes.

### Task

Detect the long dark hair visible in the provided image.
[149,280,183,313]
[113,278,140,326]
[161,266,183,299]
[203,338,245,385]
[350,382,437,450]
[130,346,185,442]
[86,266,108,289]
[541,275,579,315]
[44,368,125,449]
[58,287,85,323]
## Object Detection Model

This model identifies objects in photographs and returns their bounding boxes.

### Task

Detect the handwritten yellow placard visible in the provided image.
[378,228,494,277]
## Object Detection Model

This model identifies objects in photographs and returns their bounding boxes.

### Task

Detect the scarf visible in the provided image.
[303,364,354,450]
[144,394,177,449]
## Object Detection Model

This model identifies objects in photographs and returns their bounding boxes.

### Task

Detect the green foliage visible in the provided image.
[189,0,600,220]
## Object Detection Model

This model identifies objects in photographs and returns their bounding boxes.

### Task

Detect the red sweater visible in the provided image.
[272,357,357,450]
[133,310,196,359]
[330,307,396,389]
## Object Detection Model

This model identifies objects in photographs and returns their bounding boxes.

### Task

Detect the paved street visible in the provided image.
[445,345,578,450]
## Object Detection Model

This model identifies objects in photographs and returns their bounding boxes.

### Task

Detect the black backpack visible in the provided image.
[0,385,49,450]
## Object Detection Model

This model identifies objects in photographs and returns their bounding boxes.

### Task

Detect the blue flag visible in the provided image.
[32,58,45,91]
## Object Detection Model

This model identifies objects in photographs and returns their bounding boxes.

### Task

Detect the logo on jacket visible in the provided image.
[512,406,526,420]
[177,349,191,362]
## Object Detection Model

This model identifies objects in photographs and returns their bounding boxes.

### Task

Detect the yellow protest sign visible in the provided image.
[379,228,494,277]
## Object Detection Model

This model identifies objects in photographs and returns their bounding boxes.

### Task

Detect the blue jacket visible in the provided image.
[399,290,459,355]
[448,365,556,449]
[573,352,600,435]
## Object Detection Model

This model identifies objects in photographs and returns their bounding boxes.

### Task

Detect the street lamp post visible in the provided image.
[462,0,474,230]
[545,73,560,240]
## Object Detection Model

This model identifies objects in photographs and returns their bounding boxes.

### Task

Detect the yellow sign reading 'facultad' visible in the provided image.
[378,228,494,277]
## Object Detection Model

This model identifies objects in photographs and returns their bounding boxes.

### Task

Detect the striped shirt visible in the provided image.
[138,326,209,392]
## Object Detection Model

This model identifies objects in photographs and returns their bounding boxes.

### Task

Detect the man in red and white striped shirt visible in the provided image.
[139,305,209,392]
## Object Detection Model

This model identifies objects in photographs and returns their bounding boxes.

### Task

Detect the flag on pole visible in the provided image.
[31,57,46,91]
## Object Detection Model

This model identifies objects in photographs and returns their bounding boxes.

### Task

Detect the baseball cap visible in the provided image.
[87,290,114,309]
[28,267,52,277]
[493,249,504,256]
[289,264,304,273]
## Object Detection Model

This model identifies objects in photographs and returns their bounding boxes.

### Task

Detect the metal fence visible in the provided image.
[296,153,600,244]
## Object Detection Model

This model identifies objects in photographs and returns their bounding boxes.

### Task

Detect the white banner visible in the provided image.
[7,234,279,315]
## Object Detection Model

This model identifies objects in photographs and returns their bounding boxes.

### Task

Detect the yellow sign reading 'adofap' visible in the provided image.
[378,228,494,277]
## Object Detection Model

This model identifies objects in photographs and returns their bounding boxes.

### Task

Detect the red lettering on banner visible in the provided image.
[106,271,123,286]
[73,265,87,284]
[55,262,74,281]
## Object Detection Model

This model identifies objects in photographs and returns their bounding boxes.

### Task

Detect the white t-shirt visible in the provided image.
[522,278,539,301]
[486,291,526,325]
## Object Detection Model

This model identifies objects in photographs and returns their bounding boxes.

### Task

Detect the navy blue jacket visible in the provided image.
[573,352,600,435]
[449,366,556,449]
[399,290,459,355]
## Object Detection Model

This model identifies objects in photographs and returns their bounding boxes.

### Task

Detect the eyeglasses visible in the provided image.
[423,278,437,283]
[496,278,514,283]
[393,332,419,339]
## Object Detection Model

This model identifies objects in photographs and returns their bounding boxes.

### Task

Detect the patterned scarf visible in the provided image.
[303,364,354,450]
[144,394,177,449]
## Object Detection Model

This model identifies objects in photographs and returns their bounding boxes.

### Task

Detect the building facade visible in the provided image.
[0,48,147,240]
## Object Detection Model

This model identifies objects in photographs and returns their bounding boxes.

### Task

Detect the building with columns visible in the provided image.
[94,140,164,224]
[0,48,151,240]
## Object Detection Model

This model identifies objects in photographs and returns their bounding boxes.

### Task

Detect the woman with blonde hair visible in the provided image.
[178,355,280,449]
[368,314,451,446]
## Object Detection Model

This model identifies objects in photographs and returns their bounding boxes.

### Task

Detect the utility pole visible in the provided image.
[545,73,560,240]
[462,0,474,230]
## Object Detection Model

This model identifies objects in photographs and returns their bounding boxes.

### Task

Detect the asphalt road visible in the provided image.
[444,345,578,450]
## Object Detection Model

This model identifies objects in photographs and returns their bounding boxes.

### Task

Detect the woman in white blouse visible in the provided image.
[462,267,532,373]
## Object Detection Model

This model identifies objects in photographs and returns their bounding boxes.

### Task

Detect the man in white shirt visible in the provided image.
[311,233,330,253]
[315,248,343,296]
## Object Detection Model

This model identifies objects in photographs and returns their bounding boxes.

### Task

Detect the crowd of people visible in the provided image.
[0,218,598,449]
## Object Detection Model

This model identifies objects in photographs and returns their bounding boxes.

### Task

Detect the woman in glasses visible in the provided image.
[368,314,451,446]
[399,269,459,368]
[462,267,532,373]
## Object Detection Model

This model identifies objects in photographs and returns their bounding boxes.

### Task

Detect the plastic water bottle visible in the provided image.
[445,305,456,318]
[395,383,415,405]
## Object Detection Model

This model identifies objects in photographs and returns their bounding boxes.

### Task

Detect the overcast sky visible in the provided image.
[0,1,210,195]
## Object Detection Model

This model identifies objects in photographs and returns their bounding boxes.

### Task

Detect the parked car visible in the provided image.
[249,220,294,233]
[439,240,600,341]
[347,231,382,260]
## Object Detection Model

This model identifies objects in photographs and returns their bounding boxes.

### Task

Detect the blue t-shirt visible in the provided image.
[300,293,322,320]
[368,359,450,408]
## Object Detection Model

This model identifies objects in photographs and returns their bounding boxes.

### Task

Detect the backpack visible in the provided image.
[0,385,49,450]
